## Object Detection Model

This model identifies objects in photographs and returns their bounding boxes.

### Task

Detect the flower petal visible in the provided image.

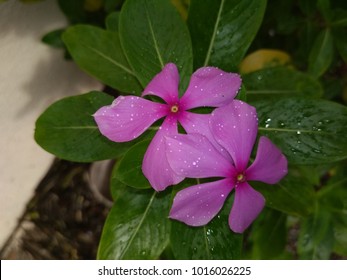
[178,111,230,159]
[229,182,265,233]
[180,67,241,110]
[165,133,234,179]
[169,179,234,226]
[94,96,167,142]
[210,100,258,171]
[142,63,180,104]
[246,136,288,184]
[142,116,184,191]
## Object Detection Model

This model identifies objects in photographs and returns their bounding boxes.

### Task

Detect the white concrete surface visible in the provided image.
[0,0,101,248]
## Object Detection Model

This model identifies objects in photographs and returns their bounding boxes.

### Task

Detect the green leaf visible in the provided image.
[333,27,347,63]
[251,209,287,259]
[41,29,65,49]
[244,67,323,101]
[105,12,120,32]
[254,98,347,165]
[170,193,243,259]
[63,25,142,94]
[115,139,152,189]
[333,214,347,256]
[119,0,193,92]
[35,91,137,162]
[317,0,332,22]
[331,10,347,27]
[308,29,334,78]
[318,163,347,212]
[97,186,171,259]
[188,0,267,71]
[253,171,315,217]
[297,206,334,259]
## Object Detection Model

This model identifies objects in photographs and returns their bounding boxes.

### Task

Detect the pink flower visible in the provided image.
[166,100,288,233]
[94,63,241,191]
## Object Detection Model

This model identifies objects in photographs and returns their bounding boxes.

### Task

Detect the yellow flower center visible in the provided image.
[236,173,246,183]
[170,105,179,113]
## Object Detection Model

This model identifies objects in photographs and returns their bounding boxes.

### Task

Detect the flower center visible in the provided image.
[236,173,246,183]
[170,105,179,113]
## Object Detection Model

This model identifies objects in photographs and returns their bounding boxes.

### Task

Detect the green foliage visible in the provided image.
[115,139,152,189]
[250,209,287,259]
[253,171,315,217]
[97,184,171,259]
[41,29,66,49]
[34,0,347,260]
[35,91,137,162]
[243,67,323,101]
[254,98,347,164]
[63,25,142,94]
[188,0,267,71]
[170,192,243,259]
[119,0,193,92]
[308,29,334,78]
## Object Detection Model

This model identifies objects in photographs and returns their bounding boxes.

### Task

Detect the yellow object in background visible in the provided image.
[239,49,291,74]
[84,0,103,12]
[171,0,190,21]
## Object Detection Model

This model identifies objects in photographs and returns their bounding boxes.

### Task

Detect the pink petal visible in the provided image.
[246,136,288,184]
[229,182,265,233]
[169,179,234,226]
[165,133,234,179]
[142,116,184,191]
[210,100,258,171]
[180,67,241,110]
[94,96,168,142]
[178,111,230,159]
[142,63,180,104]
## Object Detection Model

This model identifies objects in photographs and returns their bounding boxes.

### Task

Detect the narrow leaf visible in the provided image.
[188,0,267,71]
[63,25,142,94]
[308,29,334,78]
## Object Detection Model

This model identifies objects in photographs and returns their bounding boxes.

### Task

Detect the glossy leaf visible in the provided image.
[63,25,142,94]
[170,193,243,259]
[254,98,347,165]
[35,91,137,162]
[97,186,171,259]
[188,0,267,71]
[115,139,152,189]
[251,209,287,259]
[119,0,192,92]
[253,171,315,217]
[297,207,334,259]
[308,29,334,78]
[244,67,323,101]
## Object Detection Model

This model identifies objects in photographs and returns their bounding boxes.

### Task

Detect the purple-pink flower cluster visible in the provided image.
[94,63,288,233]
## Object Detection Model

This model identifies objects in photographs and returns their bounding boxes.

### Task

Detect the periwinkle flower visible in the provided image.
[94,63,241,191]
[166,100,288,233]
